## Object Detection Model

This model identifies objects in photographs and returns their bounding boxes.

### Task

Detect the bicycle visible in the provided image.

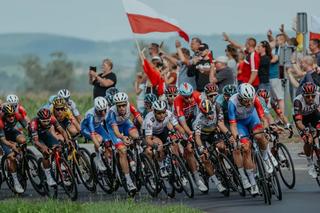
[305,125,320,187]
[1,143,43,195]
[38,144,78,200]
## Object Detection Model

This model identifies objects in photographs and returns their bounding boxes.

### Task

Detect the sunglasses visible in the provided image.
[167,94,177,98]
[155,110,166,115]
[304,94,316,99]
[96,109,107,114]
[116,104,127,108]
[55,107,65,112]
[7,114,15,118]
[40,119,51,124]
[207,93,218,98]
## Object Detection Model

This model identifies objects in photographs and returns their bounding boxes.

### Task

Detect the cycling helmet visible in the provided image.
[113,92,128,104]
[105,94,114,106]
[37,108,51,120]
[94,97,108,111]
[58,89,70,99]
[144,93,157,104]
[199,99,213,114]
[238,83,255,100]
[105,87,119,96]
[6,94,19,105]
[52,96,66,108]
[152,100,166,111]
[48,95,57,104]
[2,103,15,115]
[204,83,218,94]
[257,89,270,99]
[179,82,193,96]
[165,85,178,95]
[302,82,317,95]
[223,84,237,96]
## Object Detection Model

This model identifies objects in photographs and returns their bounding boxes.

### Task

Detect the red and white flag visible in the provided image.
[310,15,320,40]
[122,0,189,42]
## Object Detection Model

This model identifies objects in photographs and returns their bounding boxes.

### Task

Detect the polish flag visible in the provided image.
[310,15,320,40]
[122,0,189,42]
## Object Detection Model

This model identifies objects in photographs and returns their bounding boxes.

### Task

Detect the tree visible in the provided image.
[19,55,45,91]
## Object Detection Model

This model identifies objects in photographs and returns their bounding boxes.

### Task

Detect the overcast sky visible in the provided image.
[1,0,319,41]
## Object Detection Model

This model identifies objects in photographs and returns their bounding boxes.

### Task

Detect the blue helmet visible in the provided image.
[179,83,193,96]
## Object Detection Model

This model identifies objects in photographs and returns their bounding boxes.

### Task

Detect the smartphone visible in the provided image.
[89,66,97,72]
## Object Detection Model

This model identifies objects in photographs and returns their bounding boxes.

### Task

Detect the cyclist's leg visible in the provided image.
[64,119,79,137]
[95,125,112,162]
[199,134,214,176]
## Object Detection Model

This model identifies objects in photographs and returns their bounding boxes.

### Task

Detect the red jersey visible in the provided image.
[0,112,25,137]
[29,116,59,136]
[17,104,27,119]
[174,91,202,120]
[237,51,260,86]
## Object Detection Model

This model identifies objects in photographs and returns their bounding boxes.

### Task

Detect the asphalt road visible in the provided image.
[0,141,319,213]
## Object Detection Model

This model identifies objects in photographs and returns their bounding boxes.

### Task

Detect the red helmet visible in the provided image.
[199,99,213,114]
[204,83,218,94]
[257,89,270,100]
[37,108,51,120]
[165,85,178,95]
[302,82,317,95]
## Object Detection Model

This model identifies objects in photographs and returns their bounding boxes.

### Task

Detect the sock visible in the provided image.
[193,171,201,183]
[125,174,132,184]
[44,168,51,177]
[246,169,256,186]
[307,156,313,166]
[210,175,220,185]
[238,168,247,180]
[11,172,18,182]
[158,161,164,168]
[261,148,268,161]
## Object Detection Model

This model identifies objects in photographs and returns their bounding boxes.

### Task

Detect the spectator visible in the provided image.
[209,56,235,93]
[89,58,117,99]
[296,55,317,95]
[257,41,272,91]
[161,40,196,89]
[187,43,212,92]
[190,37,202,55]
[162,60,178,86]
[237,50,246,85]
[149,43,160,57]
[223,33,260,90]
[225,44,239,80]
[134,71,147,113]
[309,39,320,66]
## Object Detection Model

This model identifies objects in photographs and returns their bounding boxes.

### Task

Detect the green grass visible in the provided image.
[0,199,201,213]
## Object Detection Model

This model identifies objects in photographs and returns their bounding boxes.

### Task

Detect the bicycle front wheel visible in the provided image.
[57,158,78,201]
[276,143,296,189]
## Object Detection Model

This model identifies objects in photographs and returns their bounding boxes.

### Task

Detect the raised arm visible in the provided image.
[222,32,245,50]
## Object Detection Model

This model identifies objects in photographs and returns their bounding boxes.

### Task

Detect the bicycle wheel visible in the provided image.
[26,153,46,196]
[1,154,26,194]
[139,153,159,197]
[276,143,296,189]
[57,157,78,201]
[75,148,96,192]
[38,157,58,199]
[219,153,245,197]
[270,168,282,200]
[254,153,271,205]
[171,154,194,198]
[194,155,209,194]
[91,153,113,194]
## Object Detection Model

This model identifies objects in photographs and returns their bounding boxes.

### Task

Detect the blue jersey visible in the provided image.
[81,107,105,134]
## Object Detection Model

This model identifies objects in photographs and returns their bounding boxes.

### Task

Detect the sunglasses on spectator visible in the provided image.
[304,94,316,99]
[55,107,65,112]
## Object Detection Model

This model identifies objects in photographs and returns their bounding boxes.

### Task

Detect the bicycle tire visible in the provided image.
[140,153,159,197]
[254,153,271,205]
[276,143,296,189]
[75,148,96,192]
[270,167,282,200]
[26,153,46,196]
[57,157,78,201]
[91,152,113,194]
[38,157,58,199]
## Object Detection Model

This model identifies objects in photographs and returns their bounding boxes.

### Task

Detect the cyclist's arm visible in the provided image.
[248,52,259,85]
[130,104,143,126]
[228,101,238,138]
[293,99,305,131]
[174,98,192,136]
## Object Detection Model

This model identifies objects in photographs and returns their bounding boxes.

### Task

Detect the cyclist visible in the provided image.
[228,83,277,195]
[143,100,184,177]
[293,82,320,178]
[105,87,119,108]
[257,88,291,129]
[51,96,80,138]
[216,84,237,127]
[193,99,234,193]
[0,104,28,193]
[202,83,220,104]
[81,97,110,171]
[105,92,143,192]
[164,85,178,113]
[142,93,157,118]
[57,89,82,123]
[174,82,208,192]
[29,108,71,186]
[42,95,57,109]
[6,94,30,123]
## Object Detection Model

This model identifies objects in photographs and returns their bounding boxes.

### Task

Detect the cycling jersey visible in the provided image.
[174,91,201,121]
[51,106,74,122]
[228,94,264,123]
[81,107,110,142]
[66,99,80,117]
[216,94,229,124]
[29,116,60,137]
[192,104,224,135]
[143,110,178,136]
[293,93,320,120]
[0,112,26,137]
[107,104,140,126]
[16,104,27,120]
[258,97,270,116]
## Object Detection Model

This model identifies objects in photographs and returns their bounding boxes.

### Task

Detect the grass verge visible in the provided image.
[0,199,202,213]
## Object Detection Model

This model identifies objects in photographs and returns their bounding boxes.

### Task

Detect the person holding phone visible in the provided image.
[89,58,117,99]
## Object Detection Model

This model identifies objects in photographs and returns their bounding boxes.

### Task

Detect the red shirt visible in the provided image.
[17,104,27,119]
[174,91,201,120]
[237,51,260,86]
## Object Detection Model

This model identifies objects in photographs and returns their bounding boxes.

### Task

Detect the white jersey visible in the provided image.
[143,110,178,136]
[67,99,80,117]
[293,93,320,116]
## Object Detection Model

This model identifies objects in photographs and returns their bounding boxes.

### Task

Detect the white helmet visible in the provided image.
[58,89,70,99]
[94,97,108,111]
[238,83,255,100]
[152,100,166,111]
[6,94,19,105]
[113,92,128,104]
